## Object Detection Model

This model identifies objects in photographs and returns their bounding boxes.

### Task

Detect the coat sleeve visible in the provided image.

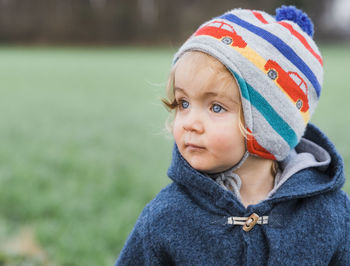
[329,192,350,265]
[114,206,163,266]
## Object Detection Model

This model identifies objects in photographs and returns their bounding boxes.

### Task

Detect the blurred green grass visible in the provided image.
[0,44,348,265]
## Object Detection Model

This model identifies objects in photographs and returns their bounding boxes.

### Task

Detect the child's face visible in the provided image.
[172,54,245,174]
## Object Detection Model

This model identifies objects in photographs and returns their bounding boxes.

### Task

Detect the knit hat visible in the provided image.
[173,5,323,161]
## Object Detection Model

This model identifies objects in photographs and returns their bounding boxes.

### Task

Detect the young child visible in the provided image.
[116,6,350,265]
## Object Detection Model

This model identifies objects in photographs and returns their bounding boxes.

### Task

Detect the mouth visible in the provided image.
[185,143,205,150]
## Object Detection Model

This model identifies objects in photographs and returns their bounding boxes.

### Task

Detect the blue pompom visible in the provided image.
[275,5,314,37]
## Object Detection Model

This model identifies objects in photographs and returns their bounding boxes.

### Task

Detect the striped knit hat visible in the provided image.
[173,5,323,161]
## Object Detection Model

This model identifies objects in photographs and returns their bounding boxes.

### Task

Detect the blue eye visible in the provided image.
[181,100,189,109]
[212,104,224,113]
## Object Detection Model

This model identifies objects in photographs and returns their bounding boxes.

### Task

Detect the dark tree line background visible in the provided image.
[0,0,346,45]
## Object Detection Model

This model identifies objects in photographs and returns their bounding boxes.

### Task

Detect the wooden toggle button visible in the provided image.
[243,213,259,232]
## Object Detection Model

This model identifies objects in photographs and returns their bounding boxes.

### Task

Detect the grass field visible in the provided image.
[0,44,348,265]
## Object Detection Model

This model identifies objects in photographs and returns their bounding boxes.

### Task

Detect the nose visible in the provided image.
[183,108,204,134]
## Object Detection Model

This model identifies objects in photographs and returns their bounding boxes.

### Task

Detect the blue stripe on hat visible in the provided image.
[220,13,321,97]
[232,71,298,149]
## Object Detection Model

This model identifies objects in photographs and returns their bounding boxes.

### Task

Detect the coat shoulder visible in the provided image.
[145,182,195,223]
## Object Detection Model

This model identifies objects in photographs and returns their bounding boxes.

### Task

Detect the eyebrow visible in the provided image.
[174,86,240,105]
[174,86,219,96]
[174,87,186,94]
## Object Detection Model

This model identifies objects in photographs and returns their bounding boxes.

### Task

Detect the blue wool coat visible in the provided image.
[116,124,350,265]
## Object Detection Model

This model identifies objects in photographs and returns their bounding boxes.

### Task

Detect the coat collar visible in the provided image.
[167,123,345,214]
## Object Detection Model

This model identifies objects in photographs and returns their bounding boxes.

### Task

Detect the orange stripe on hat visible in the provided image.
[246,128,276,160]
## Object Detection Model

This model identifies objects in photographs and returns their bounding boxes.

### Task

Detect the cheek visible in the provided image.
[207,123,244,151]
[172,118,182,143]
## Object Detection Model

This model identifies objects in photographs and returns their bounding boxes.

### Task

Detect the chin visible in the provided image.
[190,162,224,174]
[187,160,211,173]
[193,161,238,174]
[184,155,234,174]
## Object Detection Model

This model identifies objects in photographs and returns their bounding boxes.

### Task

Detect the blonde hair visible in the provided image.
[162,50,249,138]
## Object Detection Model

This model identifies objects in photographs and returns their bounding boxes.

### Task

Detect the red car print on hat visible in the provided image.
[264,60,309,113]
[194,20,247,48]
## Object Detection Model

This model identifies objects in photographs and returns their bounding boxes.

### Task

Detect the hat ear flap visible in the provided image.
[246,129,276,160]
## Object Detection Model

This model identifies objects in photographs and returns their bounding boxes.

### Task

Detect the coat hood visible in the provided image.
[167,123,345,213]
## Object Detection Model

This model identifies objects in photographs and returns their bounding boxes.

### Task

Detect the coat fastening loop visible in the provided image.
[227,213,268,232]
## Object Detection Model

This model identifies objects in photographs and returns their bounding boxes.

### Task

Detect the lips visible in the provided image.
[184,143,205,150]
